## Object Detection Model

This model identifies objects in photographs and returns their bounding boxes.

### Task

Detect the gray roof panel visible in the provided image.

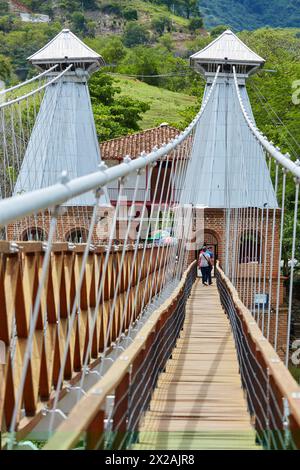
[14,81,109,206]
[190,30,265,64]
[183,79,278,209]
[28,29,104,65]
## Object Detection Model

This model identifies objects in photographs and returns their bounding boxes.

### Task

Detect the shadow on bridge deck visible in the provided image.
[132,280,262,450]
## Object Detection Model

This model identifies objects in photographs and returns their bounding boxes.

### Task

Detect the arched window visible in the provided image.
[65,228,88,244]
[239,232,261,264]
[22,227,47,242]
[0,227,6,241]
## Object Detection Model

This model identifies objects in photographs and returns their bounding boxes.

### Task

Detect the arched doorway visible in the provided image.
[239,231,261,264]
[65,228,88,244]
[203,231,219,277]
[22,227,47,242]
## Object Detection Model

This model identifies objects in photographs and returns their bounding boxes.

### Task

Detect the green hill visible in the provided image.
[115,75,197,129]
[199,0,300,30]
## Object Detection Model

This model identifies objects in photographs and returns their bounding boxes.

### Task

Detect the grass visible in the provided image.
[114,76,197,129]
[129,0,189,27]
[97,0,189,28]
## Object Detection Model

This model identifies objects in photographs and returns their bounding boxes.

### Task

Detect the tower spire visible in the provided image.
[14,29,109,207]
[190,30,265,80]
[28,28,105,75]
[186,31,276,209]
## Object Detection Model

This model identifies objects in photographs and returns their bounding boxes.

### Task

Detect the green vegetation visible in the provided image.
[199,0,300,30]
[241,28,300,262]
[114,75,197,129]
[123,22,150,47]
[89,72,150,140]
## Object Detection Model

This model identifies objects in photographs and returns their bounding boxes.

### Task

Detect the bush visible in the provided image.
[71,11,86,32]
[100,2,122,16]
[123,22,150,48]
[210,25,231,38]
[188,17,204,32]
[0,0,9,14]
[151,16,172,35]
[123,7,138,21]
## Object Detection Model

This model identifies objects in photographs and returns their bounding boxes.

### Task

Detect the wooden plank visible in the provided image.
[134,281,261,451]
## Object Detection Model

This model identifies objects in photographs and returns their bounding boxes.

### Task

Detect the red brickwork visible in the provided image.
[184,207,288,360]
[7,203,288,360]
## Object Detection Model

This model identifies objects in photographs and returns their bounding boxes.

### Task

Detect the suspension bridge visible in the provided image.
[0,28,300,451]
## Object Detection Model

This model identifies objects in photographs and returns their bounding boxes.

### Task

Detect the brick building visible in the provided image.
[7,29,288,357]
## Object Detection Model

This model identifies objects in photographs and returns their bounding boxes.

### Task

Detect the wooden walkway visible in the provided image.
[133,280,261,450]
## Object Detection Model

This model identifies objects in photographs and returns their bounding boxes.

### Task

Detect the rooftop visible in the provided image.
[100,124,180,161]
[28,29,104,68]
[190,30,265,65]
[9,1,31,13]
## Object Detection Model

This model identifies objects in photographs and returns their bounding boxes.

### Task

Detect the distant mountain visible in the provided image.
[199,0,300,30]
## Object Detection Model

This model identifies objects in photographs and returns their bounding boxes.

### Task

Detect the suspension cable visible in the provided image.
[0,65,73,110]
[233,67,300,180]
[0,64,58,96]
[0,67,220,227]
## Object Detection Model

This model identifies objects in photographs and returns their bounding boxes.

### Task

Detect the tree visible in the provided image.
[101,37,126,65]
[123,7,138,21]
[210,25,231,38]
[0,1,9,15]
[178,0,200,19]
[123,22,150,48]
[0,54,12,81]
[151,16,172,36]
[89,72,117,106]
[71,11,86,33]
[158,33,175,52]
[0,15,14,33]
[118,46,161,86]
[82,0,98,8]
[89,72,150,141]
[188,17,204,32]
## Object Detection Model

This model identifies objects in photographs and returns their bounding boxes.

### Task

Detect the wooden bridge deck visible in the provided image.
[133,280,261,450]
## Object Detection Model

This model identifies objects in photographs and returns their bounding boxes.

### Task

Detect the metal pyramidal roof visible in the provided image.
[14,30,109,206]
[14,81,109,206]
[190,30,265,65]
[28,29,104,68]
[184,81,278,209]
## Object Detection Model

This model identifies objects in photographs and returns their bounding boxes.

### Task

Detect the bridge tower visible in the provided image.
[9,29,111,243]
[189,30,287,358]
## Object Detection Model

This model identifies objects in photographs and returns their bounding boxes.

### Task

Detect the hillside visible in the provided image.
[114,76,197,129]
[7,1,300,32]
[199,0,300,30]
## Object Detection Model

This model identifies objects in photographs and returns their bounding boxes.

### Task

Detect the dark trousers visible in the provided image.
[201,266,210,284]
[208,266,213,285]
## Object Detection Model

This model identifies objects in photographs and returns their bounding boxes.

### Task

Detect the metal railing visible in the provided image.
[43,261,197,450]
[217,263,300,450]
[0,67,221,228]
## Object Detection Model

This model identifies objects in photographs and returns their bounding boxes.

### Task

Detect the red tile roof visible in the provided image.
[100,125,180,161]
[9,1,31,13]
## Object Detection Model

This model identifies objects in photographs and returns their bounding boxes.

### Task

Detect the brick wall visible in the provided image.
[185,207,288,359]
[7,204,288,360]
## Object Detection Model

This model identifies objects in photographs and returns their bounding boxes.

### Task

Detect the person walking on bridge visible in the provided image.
[199,247,212,286]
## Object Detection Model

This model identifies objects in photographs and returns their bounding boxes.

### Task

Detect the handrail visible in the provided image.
[0,67,220,227]
[216,263,300,440]
[233,66,300,180]
[0,65,73,110]
[0,65,58,96]
[43,261,197,450]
